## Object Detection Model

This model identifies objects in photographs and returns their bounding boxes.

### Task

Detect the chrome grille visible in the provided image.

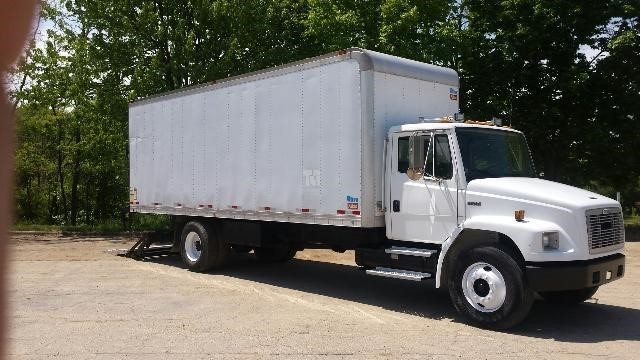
[586,208,625,254]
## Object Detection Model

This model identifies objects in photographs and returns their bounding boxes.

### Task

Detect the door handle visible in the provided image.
[393,200,400,212]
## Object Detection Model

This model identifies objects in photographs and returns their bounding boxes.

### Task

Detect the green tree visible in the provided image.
[459,0,630,186]
[10,0,640,227]
[581,2,640,207]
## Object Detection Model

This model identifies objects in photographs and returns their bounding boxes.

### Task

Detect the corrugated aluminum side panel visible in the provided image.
[130,60,364,226]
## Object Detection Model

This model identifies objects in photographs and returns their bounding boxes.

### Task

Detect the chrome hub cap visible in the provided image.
[462,262,507,312]
[184,231,202,262]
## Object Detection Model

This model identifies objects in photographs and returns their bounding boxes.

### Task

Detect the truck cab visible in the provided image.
[361,118,626,328]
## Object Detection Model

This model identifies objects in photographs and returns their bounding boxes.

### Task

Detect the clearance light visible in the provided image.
[542,231,560,250]
[515,210,525,222]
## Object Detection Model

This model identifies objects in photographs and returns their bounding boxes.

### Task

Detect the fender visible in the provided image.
[435,225,463,288]
[435,215,571,288]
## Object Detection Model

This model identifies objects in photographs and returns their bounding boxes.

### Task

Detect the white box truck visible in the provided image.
[129,48,625,329]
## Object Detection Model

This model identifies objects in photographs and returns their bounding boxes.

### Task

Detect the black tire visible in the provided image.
[254,245,297,263]
[538,286,599,305]
[180,220,229,272]
[448,246,534,330]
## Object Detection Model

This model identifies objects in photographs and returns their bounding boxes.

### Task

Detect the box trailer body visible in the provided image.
[128,49,625,329]
[129,49,459,228]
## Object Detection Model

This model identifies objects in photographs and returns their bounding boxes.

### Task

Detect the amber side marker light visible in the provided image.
[515,210,525,222]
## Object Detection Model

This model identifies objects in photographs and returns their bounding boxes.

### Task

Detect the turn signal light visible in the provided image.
[542,231,560,249]
[515,210,525,222]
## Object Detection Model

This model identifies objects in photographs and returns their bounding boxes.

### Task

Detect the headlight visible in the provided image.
[542,231,559,250]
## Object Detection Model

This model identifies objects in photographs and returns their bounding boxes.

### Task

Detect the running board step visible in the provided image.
[385,246,437,258]
[366,267,432,281]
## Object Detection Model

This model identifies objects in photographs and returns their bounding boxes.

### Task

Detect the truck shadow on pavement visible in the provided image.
[147,253,456,320]
[515,300,640,342]
[143,253,640,343]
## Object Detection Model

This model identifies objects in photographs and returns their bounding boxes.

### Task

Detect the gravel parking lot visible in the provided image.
[8,233,640,359]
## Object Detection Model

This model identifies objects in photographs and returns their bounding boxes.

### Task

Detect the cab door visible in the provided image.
[388,130,459,243]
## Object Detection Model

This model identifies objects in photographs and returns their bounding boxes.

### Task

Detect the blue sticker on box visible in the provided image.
[347,195,359,210]
[449,88,458,101]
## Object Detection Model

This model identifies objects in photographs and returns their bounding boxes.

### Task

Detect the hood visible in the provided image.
[466,177,618,211]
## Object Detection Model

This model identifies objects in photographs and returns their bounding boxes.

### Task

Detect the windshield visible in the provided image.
[455,127,535,182]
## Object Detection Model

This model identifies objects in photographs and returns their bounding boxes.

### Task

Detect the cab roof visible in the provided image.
[389,121,522,134]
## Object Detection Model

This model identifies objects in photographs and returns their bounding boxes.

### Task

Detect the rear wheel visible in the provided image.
[180,220,229,272]
[538,286,599,304]
[254,245,297,263]
[448,246,534,329]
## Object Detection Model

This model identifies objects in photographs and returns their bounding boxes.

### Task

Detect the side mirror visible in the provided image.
[423,135,436,181]
[406,132,432,181]
[422,133,445,182]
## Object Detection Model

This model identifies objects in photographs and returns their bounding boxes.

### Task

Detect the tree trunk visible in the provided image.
[54,107,68,223]
[84,175,90,224]
[69,127,81,226]
[154,0,176,90]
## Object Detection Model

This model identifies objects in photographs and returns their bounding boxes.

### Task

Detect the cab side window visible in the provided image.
[426,134,453,179]
[397,134,453,179]
[397,137,410,173]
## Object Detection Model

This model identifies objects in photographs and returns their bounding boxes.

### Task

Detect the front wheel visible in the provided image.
[448,246,534,329]
[538,286,599,304]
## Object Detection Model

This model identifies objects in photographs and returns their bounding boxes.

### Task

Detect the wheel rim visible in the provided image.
[184,231,202,262]
[462,262,507,313]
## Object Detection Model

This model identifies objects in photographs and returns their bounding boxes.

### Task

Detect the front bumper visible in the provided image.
[526,253,625,292]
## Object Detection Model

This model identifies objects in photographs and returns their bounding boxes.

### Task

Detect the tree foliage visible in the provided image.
[10,0,640,226]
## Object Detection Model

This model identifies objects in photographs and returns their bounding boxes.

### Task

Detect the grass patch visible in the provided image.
[12,223,63,232]
[625,215,640,227]
[13,214,171,234]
